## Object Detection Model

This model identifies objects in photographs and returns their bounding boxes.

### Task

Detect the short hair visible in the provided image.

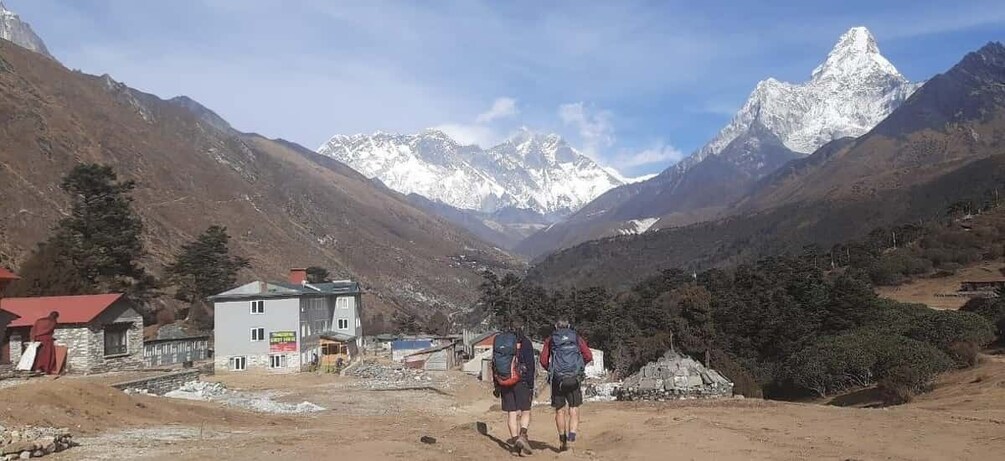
[555,318,570,329]
[49,311,60,319]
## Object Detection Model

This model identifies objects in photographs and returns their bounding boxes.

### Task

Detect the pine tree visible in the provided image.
[10,164,155,300]
[165,225,250,303]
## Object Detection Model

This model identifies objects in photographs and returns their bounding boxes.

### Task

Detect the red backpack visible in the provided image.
[493,333,522,387]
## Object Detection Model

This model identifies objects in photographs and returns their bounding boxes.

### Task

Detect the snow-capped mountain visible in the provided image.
[518,26,921,258]
[683,26,919,170]
[317,128,625,216]
[0,2,52,58]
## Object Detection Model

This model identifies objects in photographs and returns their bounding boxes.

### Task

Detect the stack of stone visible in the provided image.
[346,360,431,390]
[617,350,733,401]
[0,426,75,460]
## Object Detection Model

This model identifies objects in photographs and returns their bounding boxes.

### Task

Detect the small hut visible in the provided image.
[319,332,358,373]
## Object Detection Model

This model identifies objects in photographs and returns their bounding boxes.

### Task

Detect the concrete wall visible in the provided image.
[111,370,200,395]
[332,295,362,346]
[214,297,301,373]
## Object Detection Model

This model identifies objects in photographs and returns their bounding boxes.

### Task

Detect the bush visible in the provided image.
[905,311,995,366]
[960,298,1005,338]
[785,332,878,397]
[878,365,927,405]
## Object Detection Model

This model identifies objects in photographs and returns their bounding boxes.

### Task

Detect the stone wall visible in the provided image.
[617,350,734,401]
[111,370,200,395]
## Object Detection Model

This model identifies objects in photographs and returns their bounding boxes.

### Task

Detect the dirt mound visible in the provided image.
[0,378,292,434]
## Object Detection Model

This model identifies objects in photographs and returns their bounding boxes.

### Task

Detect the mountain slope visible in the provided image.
[519,27,920,258]
[0,40,516,315]
[0,2,50,58]
[527,42,1005,291]
[317,128,625,217]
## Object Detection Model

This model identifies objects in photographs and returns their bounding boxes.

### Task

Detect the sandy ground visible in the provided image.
[876,261,1004,309]
[1,357,1003,461]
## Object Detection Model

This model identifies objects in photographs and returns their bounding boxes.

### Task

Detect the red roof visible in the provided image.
[0,267,18,281]
[1,293,124,327]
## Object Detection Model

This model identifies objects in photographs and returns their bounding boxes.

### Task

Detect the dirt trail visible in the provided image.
[4,358,1003,460]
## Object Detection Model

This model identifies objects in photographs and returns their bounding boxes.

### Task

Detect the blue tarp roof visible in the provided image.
[391,339,433,350]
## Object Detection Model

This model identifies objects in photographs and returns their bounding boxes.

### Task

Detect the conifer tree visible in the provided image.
[165,225,250,303]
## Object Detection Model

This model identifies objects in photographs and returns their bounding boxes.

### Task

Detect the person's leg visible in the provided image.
[568,407,580,436]
[507,411,520,439]
[567,385,584,444]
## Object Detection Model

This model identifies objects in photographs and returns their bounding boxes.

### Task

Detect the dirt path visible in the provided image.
[8,359,1004,461]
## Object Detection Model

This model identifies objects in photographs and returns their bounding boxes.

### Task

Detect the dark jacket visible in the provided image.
[516,333,535,384]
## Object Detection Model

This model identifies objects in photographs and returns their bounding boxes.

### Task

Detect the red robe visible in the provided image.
[30,316,57,374]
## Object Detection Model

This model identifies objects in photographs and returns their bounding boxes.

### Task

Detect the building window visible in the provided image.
[336,296,355,310]
[251,300,265,314]
[230,356,247,371]
[269,355,287,369]
[251,328,265,341]
[338,318,349,330]
[104,324,130,356]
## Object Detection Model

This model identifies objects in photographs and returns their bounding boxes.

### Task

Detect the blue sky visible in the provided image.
[7,1,1004,176]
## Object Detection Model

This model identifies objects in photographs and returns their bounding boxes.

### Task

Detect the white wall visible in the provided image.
[214,297,301,372]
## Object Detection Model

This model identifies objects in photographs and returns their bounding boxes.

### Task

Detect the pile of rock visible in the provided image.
[617,351,733,401]
[0,426,76,460]
[346,360,432,389]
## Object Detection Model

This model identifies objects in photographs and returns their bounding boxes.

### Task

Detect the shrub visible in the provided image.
[960,298,1005,338]
[878,365,927,405]
[905,311,995,366]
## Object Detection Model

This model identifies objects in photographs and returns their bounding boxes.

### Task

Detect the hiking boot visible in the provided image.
[558,434,568,452]
[517,434,533,456]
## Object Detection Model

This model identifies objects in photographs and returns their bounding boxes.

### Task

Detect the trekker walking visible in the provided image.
[492,323,536,455]
[540,319,592,452]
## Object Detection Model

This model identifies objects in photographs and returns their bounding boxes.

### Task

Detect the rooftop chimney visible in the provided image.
[289,268,307,285]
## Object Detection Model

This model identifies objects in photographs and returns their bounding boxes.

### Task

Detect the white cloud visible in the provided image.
[558,102,615,158]
[432,123,500,147]
[616,142,685,168]
[476,97,518,123]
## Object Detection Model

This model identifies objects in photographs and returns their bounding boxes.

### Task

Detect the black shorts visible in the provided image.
[551,380,583,409]
[500,381,532,412]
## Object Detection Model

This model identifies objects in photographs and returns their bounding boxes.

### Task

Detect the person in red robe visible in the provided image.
[30,311,59,374]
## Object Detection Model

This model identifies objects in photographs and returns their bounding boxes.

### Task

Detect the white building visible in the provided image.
[209,269,362,373]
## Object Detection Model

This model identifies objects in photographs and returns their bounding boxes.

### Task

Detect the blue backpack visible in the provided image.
[550,328,585,388]
[492,332,522,387]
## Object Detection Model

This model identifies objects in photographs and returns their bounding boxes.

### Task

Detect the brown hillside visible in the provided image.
[0,40,517,314]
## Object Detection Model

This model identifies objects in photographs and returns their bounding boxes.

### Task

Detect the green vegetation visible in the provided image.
[164,225,250,328]
[9,164,156,304]
[482,251,997,402]
[306,266,331,283]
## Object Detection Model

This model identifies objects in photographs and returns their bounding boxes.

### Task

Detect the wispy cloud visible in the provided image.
[559,102,615,159]
[476,97,518,123]
[616,142,686,169]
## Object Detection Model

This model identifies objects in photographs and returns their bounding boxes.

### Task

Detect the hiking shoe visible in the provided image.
[559,434,568,452]
[517,434,533,456]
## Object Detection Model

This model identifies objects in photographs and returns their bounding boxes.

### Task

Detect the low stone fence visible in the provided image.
[0,426,75,460]
[111,370,200,395]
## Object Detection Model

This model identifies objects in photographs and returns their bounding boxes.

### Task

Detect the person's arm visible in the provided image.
[539,338,551,370]
[578,337,593,364]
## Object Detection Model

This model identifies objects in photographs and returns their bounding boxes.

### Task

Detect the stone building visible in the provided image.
[209,269,363,373]
[0,293,144,373]
[143,324,211,368]
[617,350,733,401]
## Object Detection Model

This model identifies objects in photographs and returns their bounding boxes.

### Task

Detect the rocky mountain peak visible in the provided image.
[0,2,52,58]
[811,27,903,82]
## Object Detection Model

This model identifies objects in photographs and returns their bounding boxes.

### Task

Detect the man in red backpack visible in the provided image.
[540,318,592,452]
[492,323,536,455]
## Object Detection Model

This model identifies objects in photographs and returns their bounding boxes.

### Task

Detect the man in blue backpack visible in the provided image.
[492,322,536,456]
[540,319,593,452]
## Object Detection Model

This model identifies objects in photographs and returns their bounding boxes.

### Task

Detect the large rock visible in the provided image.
[617,350,733,401]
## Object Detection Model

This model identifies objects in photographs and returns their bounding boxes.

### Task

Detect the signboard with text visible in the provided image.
[269,331,297,352]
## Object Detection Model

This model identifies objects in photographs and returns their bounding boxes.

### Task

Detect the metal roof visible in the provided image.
[319,331,357,342]
[0,267,18,281]
[2,293,125,327]
[208,280,361,301]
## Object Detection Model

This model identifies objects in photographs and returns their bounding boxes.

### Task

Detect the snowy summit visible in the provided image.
[0,2,52,58]
[683,26,920,169]
[317,128,626,216]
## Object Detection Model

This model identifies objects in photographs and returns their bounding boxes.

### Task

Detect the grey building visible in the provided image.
[209,269,363,373]
[143,324,211,368]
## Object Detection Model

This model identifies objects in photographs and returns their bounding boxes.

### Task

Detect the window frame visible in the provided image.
[230,356,247,371]
[269,354,287,369]
[251,327,265,342]
[337,318,349,330]
[103,323,130,357]
[250,300,265,315]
